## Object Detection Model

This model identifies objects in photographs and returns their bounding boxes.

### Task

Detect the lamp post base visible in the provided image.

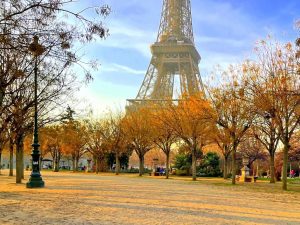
[26,173,45,188]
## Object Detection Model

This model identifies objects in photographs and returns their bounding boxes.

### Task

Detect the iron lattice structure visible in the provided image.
[127,0,204,105]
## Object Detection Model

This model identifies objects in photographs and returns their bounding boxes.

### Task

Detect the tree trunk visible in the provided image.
[269,153,276,183]
[53,151,60,172]
[53,160,59,172]
[75,158,79,172]
[115,153,120,175]
[72,159,76,172]
[192,148,197,181]
[97,155,106,172]
[0,88,5,109]
[9,139,14,176]
[139,155,144,176]
[21,149,24,179]
[231,149,236,185]
[165,151,170,179]
[223,155,228,179]
[95,158,99,174]
[15,135,24,184]
[282,142,289,191]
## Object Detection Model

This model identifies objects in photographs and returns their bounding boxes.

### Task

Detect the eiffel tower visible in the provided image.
[127,0,204,105]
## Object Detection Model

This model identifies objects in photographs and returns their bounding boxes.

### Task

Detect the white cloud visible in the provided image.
[100,63,145,75]
[95,20,156,58]
[73,80,135,116]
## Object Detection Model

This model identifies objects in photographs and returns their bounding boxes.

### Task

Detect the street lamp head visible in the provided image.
[28,35,45,57]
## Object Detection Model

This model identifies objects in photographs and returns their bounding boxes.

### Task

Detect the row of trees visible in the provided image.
[1,37,298,192]
[23,108,130,174]
[0,1,110,182]
[122,37,300,191]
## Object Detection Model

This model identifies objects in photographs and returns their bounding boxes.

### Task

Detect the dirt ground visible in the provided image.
[1,170,300,225]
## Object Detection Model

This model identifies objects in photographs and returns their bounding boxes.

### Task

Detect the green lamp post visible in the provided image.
[26,35,45,188]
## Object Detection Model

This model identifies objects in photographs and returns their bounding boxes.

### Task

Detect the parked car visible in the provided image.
[42,164,49,169]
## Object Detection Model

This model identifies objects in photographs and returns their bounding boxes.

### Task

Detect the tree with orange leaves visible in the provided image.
[105,111,129,175]
[38,129,54,165]
[211,126,232,179]
[209,69,254,185]
[290,131,300,166]
[122,106,154,176]
[83,118,110,173]
[40,125,63,172]
[165,94,214,181]
[243,40,295,184]
[242,58,281,184]
[61,120,87,172]
[249,39,300,190]
[149,104,177,179]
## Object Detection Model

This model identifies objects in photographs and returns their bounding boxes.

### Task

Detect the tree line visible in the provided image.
[13,37,300,191]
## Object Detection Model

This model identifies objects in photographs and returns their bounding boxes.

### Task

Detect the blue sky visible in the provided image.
[71,0,299,115]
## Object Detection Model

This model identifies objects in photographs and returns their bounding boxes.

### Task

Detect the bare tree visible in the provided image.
[239,135,268,168]
[0,0,110,183]
[0,0,110,110]
[250,39,300,190]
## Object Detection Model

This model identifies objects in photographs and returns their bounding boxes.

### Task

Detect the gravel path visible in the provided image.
[0,170,300,225]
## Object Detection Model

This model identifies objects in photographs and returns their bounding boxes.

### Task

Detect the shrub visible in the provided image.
[174,154,191,171]
[176,169,190,176]
[197,152,222,177]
